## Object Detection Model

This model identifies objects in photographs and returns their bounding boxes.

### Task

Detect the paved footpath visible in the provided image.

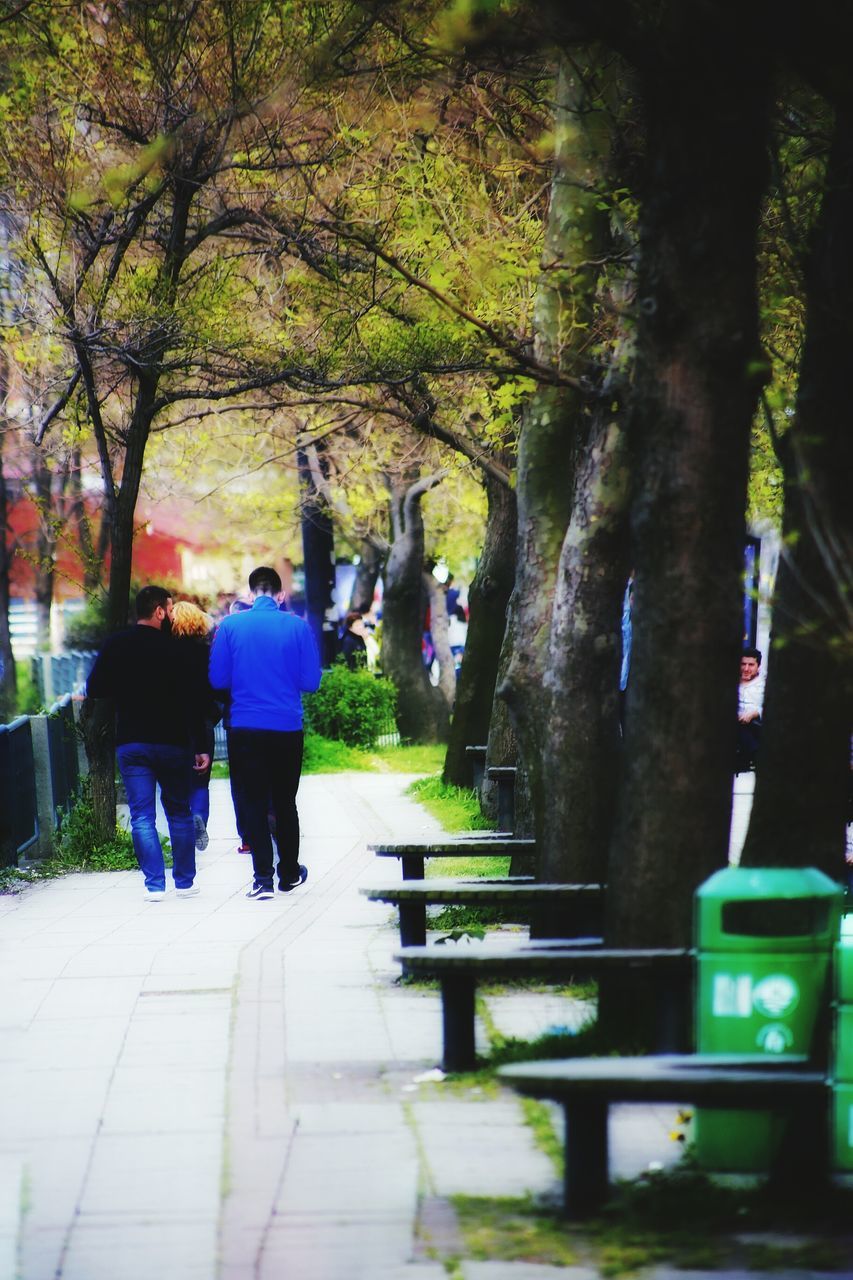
[0,773,838,1280]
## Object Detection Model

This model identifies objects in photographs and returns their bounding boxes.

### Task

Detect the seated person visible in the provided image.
[735,646,765,773]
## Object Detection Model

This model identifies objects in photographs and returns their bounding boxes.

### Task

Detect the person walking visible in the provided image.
[170,600,220,851]
[209,565,321,900]
[85,585,211,900]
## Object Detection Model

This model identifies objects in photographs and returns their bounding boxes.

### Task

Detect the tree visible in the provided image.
[740,103,853,876]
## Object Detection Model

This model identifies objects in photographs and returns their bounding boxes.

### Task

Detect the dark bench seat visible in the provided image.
[370,838,535,881]
[396,944,692,1070]
[499,1055,825,1216]
[362,878,603,947]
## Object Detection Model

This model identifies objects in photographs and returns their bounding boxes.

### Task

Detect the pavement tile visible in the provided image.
[80,1132,222,1216]
[61,1219,218,1280]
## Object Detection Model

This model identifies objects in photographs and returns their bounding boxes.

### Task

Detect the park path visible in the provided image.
[0,769,766,1280]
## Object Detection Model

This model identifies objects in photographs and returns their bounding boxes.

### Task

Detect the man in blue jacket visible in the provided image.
[209,566,321,899]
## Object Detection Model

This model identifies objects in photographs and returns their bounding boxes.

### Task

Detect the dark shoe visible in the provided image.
[235,843,252,855]
[246,882,274,900]
[193,814,209,851]
[279,865,308,893]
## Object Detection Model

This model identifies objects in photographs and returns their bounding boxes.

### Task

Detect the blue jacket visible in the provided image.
[209,596,321,731]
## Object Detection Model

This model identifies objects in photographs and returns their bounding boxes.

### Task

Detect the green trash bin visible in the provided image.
[830,915,853,1171]
[694,866,842,1172]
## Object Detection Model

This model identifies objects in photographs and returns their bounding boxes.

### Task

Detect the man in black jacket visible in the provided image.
[86,585,210,900]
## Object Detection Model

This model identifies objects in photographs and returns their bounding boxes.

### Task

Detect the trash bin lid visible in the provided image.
[695,866,843,952]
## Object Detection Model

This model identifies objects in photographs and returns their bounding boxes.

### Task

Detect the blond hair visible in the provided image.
[171,600,213,639]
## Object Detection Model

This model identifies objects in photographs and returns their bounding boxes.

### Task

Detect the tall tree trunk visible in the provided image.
[740,107,853,878]
[32,453,56,651]
[0,425,16,722]
[444,476,517,787]
[381,473,449,743]
[107,381,158,632]
[349,540,382,613]
[540,413,630,885]
[298,444,337,666]
[606,34,771,949]
[499,54,614,846]
[425,571,456,710]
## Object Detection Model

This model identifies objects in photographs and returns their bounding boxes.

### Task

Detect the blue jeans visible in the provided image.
[117,742,196,890]
[190,783,210,826]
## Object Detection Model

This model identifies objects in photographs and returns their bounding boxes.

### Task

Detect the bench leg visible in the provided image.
[400,902,427,947]
[497,779,515,835]
[401,855,425,881]
[441,974,477,1072]
[654,970,693,1053]
[563,1101,609,1217]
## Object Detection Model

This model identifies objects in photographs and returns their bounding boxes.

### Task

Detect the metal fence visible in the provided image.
[31,651,97,705]
[0,695,84,866]
[0,716,39,866]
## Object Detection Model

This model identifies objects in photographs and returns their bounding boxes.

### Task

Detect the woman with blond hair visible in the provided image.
[171,601,220,850]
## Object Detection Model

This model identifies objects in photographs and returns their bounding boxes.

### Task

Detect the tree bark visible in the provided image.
[606,35,771,949]
[540,413,630,885]
[32,452,56,651]
[78,697,116,844]
[298,444,337,666]
[349,540,382,613]
[499,55,614,846]
[0,426,17,722]
[740,107,853,878]
[425,571,456,710]
[381,473,450,743]
[444,475,517,787]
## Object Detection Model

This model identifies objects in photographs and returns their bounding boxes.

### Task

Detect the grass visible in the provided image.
[437,1172,853,1278]
[406,775,494,831]
[212,737,447,777]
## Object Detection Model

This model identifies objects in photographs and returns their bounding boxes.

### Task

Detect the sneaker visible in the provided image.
[246,882,274,900]
[235,843,252,855]
[175,885,200,898]
[279,864,308,893]
[193,814,209,851]
[145,889,166,901]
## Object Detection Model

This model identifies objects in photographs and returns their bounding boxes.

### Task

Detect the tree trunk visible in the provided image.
[499,55,614,845]
[540,414,630,885]
[0,431,16,722]
[740,107,853,878]
[606,38,771,950]
[298,444,337,666]
[33,453,56,651]
[425,571,456,710]
[381,474,449,743]
[349,540,382,613]
[78,697,116,843]
[444,476,517,787]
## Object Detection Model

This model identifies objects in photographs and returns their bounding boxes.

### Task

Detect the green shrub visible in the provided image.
[303,661,397,749]
[64,595,110,649]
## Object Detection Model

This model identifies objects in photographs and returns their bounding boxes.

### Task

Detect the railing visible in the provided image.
[0,716,39,867]
[0,695,85,865]
[31,651,97,705]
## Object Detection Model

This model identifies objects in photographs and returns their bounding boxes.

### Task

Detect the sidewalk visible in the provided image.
[0,772,839,1280]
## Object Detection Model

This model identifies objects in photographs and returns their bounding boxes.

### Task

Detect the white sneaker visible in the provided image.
[175,885,200,898]
[145,889,166,901]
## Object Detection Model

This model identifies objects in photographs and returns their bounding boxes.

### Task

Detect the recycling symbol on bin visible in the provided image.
[757,1023,795,1054]
[751,974,800,1019]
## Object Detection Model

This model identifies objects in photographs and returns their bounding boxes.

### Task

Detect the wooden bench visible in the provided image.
[486,765,516,834]
[499,1055,825,1217]
[396,944,693,1070]
[362,878,603,947]
[370,838,535,881]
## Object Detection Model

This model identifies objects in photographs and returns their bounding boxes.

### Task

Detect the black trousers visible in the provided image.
[228,729,304,887]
